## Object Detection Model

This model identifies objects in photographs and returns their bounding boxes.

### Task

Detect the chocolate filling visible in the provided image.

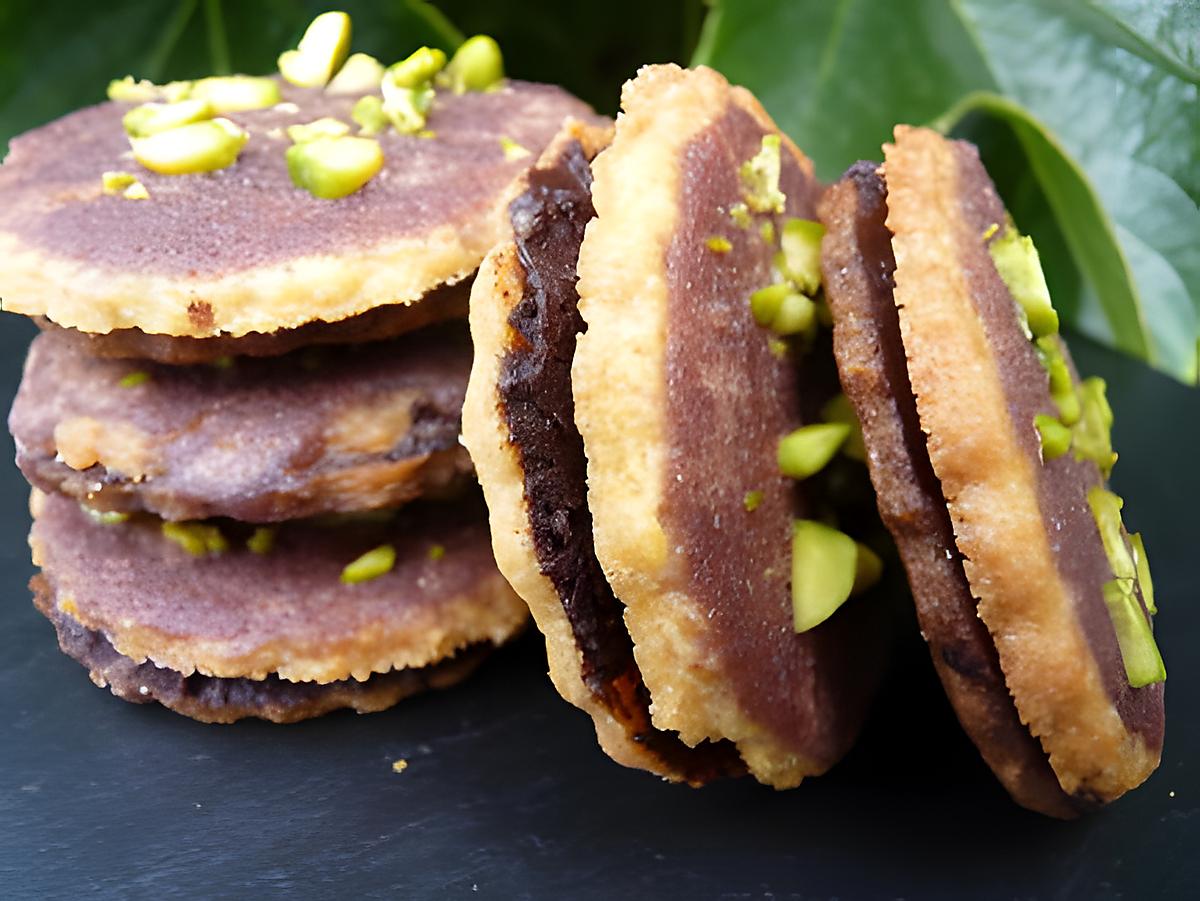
[660,105,886,766]
[950,144,1163,750]
[38,278,471,364]
[821,163,1081,817]
[33,575,491,724]
[0,81,599,277]
[497,138,740,782]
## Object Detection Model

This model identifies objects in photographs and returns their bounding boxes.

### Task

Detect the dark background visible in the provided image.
[0,316,1196,897]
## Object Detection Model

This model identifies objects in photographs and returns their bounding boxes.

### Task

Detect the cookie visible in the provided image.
[28,489,528,721]
[0,79,600,338]
[11,326,474,522]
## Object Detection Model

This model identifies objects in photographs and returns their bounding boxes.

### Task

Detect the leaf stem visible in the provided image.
[204,0,232,76]
[143,0,200,82]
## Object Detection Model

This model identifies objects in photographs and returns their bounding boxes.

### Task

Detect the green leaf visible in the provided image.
[695,0,1200,384]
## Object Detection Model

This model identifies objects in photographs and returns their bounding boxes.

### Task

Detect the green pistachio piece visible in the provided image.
[325,52,385,95]
[853,542,884,594]
[775,218,825,296]
[123,181,150,200]
[791,520,857,632]
[122,98,213,138]
[1129,532,1156,615]
[706,236,732,254]
[341,544,396,584]
[246,526,276,555]
[442,35,505,93]
[739,134,785,214]
[742,490,764,512]
[988,225,1059,338]
[1034,413,1071,460]
[190,76,281,113]
[382,83,434,134]
[821,393,867,462]
[278,11,353,87]
[131,118,248,175]
[729,202,752,229]
[352,95,389,136]
[1037,336,1081,426]
[102,171,137,195]
[428,544,446,561]
[119,371,150,388]
[1101,579,1165,687]
[386,46,447,89]
[1073,377,1117,476]
[286,136,384,199]
[1087,486,1136,582]
[777,422,851,480]
[499,136,531,161]
[80,504,129,526]
[749,285,814,336]
[287,117,351,144]
[162,521,227,556]
[759,219,776,245]
[107,77,192,103]
[750,283,786,327]
[767,338,789,359]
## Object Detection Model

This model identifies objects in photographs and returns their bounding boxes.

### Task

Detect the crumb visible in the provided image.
[392,759,408,774]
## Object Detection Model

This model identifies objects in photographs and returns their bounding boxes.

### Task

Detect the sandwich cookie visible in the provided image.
[466,67,889,788]
[11,325,474,523]
[818,127,1164,814]
[29,489,526,723]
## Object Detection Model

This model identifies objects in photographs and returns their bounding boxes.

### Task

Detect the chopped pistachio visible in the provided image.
[325,52,385,95]
[739,134,785,214]
[767,338,789,359]
[352,95,389,136]
[776,218,825,296]
[706,236,732,254]
[382,83,434,134]
[1073,377,1117,476]
[1102,579,1165,687]
[1037,336,1081,425]
[80,504,129,526]
[821,393,867,462]
[853,542,884,594]
[122,99,213,138]
[499,136,531,161]
[287,117,351,144]
[102,171,137,195]
[246,526,276,555]
[442,35,505,93]
[981,222,1000,241]
[428,544,446,561]
[190,75,281,113]
[777,423,851,480]
[759,220,776,244]
[742,490,764,512]
[791,520,857,632]
[1087,487,1136,582]
[988,225,1059,338]
[131,118,248,175]
[1129,532,1156,615]
[749,284,814,336]
[119,370,150,388]
[386,46,447,89]
[162,521,227,556]
[107,76,160,103]
[287,135,384,199]
[123,181,150,200]
[278,11,353,87]
[728,202,752,229]
[1034,413,1071,460]
[341,544,396,584]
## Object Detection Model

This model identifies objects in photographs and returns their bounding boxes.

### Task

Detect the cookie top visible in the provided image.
[464,120,742,783]
[883,126,1163,802]
[29,489,527,684]
[33,574,492,724]
[0,79,599,337]
[11,326,473,522]
[819,162,1081,818]
[572,65,888,787]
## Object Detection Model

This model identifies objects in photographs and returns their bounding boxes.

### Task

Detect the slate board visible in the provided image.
[0,314,1194,900]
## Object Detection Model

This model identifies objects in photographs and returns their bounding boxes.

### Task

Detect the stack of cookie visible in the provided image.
[1,16,600,723]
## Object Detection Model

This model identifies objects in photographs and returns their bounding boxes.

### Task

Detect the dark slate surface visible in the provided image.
[0,314,1194,900]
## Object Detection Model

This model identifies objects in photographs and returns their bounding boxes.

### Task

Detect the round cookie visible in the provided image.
[464,120,743,784]
[28,489,528,722]
[570,65,889,788]
[37,278,471,365]
[10,325,474,523]
[0,79,600,338]
[879,126,1163,804]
